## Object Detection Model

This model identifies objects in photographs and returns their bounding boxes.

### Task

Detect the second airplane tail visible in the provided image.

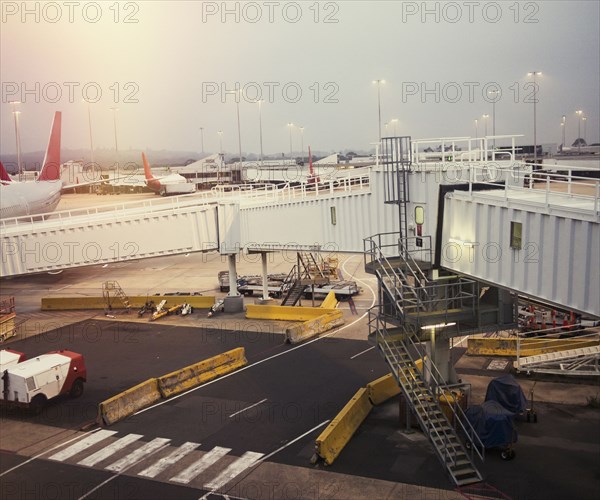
[142,152,156,180]
[38,111,62,182]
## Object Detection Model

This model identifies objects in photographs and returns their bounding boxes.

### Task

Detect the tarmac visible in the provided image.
[0,191,599,499]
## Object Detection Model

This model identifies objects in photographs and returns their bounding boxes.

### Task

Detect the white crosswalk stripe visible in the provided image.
[138,441,200,479]
[170,446,231,484]
[78,434,143,467]
[48,430,117,462]
[106,438,171,473]
[204,451,264,491]
[47,431,265,490]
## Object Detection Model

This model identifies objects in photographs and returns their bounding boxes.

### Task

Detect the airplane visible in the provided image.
[0,111,63,219]
[141,152,196,195]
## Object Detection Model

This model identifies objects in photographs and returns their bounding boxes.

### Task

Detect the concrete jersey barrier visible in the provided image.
[157,347,247,398]
[285,310,344,344]
[98,378,161,426]
[315,387,373,465]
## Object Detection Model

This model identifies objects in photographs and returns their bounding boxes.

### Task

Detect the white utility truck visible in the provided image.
[1,350,87,412]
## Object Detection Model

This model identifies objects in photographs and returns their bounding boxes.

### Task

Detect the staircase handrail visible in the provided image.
[364,235,426,313]
[398,236,432,288]
[396,323,485,461]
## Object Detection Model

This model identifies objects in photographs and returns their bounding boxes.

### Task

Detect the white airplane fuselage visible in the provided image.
[0,181,62,219]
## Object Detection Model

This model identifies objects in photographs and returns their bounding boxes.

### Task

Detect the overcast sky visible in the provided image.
[1,1,599,157]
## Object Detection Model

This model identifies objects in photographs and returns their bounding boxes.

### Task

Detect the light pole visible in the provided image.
[488,90,499,148]
[85,101,94,170]
[9,101,22,181]
[527,71,542,163]
[217,130,223,183]
[199,127,205,155]
[257,100,264,165]
[561,115,566,148]
[226,90,243,182]
[287,122,294,158]
[482,114,489,138]
[475,119,479,140]
[582,116,587,144]
[576,110,583,154]
[110,107,119,182]
[300,126,305,163]
[373,79,385,142]
[390,118,398,136]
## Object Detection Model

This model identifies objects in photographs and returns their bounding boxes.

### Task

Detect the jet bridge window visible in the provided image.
[510,221,522,250]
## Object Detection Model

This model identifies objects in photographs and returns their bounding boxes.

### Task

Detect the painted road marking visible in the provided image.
[48,430,117,462]
[171,446,231,484]
[106,438,171,472]
[229,398,268,418]
[204,451,264,491]
[138,441,200,478]
[78,434,143,467]
[350,346,375,359]
[135,257,377,417]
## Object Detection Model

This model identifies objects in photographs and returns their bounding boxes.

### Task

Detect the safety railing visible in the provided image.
[365,232,478,326]
[369,310,485,465]
[411,135,523,165]
[0,172,372,232]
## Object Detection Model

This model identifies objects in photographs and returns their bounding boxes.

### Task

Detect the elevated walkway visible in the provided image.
[441,169,600,317]
[1,196,220,276]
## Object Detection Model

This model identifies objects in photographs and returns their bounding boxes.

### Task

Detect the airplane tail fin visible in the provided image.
[142,152,155,180]
[38,111,62,182]
[0,162,12,183]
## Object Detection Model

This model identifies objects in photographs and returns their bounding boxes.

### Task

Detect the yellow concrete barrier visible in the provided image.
[245,304,338,322]
[467,336,599,357]
[157,347,247,398]
[41,295,215,311]
[367,358,425,406]
[315,387,373,465]
[367,373,401,405]
[320,291,338,310]
[285,310,344,344]
[98,378,161,426]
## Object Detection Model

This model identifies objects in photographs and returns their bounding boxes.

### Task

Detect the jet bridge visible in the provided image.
[1,195,220,276]
[440,172,600,318]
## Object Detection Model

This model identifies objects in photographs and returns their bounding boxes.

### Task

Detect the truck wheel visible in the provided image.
[70,379,84,398]
[30,394,47,414]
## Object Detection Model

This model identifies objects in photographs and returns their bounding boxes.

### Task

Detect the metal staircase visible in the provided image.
[281,280,306,306]
[102,281,131,312]
[366,137,484,486]
[370,312,485,486]
[280,250,330,306]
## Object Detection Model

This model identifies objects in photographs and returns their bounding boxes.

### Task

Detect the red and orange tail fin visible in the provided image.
[142,152,155,180]
[38,111,62,182]
[0,162,12,183]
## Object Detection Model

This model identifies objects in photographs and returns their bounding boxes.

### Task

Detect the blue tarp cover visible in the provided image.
[485,374,528,414]
[466,400,516,449]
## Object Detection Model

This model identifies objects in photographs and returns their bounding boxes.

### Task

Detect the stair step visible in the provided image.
[449,459,472,469]
[455,475,482,487]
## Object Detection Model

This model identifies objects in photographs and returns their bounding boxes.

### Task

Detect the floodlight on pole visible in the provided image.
[9,101,23,181]
[527,71,542,163]
[373,79,385,142]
